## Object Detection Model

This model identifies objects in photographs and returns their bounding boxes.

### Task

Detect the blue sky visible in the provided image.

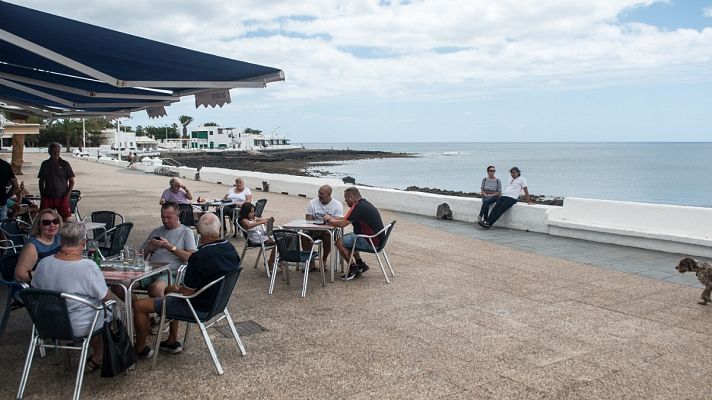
[16,1,712,142]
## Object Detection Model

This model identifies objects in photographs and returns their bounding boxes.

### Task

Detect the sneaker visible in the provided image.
[159,340,183,354]
[340,264,360,281]
[356,260,369,274]
[477,216,483,223]
[477,221,491,229]
[150,316,160,335]
[136,346,154,358]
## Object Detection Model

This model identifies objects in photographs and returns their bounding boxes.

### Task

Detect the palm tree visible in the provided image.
[179,115,193,139]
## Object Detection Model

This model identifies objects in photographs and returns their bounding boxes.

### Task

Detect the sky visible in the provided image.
[13,0,712,142]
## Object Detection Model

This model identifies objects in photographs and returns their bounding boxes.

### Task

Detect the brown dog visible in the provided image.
[675,257,712,305]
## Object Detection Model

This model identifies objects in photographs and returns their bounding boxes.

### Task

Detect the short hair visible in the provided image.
[60,222,87,247]
[510,167,521,176]
[31,208,62,236]
[169,177,180,186]
[487,165,495,172]
[319,185,333,195]
[197,213,221,237]
[48,142,61,154]
[344,187,361,199]
[161,201,179,214]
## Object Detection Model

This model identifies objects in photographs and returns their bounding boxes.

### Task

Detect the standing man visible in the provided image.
[323,187,384,281]
[38,142,75,221]
[132,213,240,357]
[140,202,197,298]
[303,185,344,267]
[0,157,19,220]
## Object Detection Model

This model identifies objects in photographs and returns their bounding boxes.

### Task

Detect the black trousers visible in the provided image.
[486,196,518,225]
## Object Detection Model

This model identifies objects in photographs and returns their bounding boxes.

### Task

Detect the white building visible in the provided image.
[189,125,235,149]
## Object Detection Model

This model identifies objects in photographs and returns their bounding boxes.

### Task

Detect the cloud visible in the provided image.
[704,5,712,17]
[13,0,712,104]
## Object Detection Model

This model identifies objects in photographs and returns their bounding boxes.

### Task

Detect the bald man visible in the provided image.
[303,185,344,266]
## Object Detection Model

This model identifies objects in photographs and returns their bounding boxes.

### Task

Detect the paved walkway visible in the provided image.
[398,213,704,289]
[2,153,712,399]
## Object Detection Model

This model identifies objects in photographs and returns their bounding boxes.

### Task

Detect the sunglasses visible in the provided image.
[41,218,60,226]
[488,170,495,172]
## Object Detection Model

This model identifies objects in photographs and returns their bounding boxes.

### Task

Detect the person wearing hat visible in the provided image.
[478,166,530,229]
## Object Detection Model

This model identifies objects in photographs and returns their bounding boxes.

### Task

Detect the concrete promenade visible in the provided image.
[1,152,711,399]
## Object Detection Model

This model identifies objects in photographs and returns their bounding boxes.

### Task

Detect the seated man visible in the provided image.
[132,213,241,357]
[301,185,344,268]
[323,187,384,281]
[140,202,197,298]
[159,177,193,205]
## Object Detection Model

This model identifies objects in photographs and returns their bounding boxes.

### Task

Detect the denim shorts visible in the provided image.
[341,233,373,252]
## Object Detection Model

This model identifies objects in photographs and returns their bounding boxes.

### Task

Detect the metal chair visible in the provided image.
[68,190,83,220]
[176,203,197,229]
[0,218,30,254]
[270,229,323,298]
[347,221,396,284]
[254,199,267,218]
[95,222,133,260]
[152,268,245,375]
[17,289,115,400]
[0,253,22,341]
[82,211,124,245]
[236,221,274,278]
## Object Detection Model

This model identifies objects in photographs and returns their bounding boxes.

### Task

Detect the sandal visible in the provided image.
[85,358,102,374]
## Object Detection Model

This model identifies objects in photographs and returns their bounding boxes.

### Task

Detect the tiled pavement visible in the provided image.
[398,212,705,289]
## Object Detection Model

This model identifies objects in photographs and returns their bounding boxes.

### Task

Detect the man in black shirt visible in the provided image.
[132,213,241,357]
[324,187,384,280]
[0,158,19,220]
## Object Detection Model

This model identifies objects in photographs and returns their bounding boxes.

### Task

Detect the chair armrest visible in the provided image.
[164,275,226,300]
[175,263,188,285]
[354,223,391,240]
[61,293,113,310]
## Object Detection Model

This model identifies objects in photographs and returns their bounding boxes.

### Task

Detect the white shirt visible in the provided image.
[226,187,251,202]
[502,176,528,199]
[306,198,344,220]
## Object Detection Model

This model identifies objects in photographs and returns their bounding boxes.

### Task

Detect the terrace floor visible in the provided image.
[1,152,711,399]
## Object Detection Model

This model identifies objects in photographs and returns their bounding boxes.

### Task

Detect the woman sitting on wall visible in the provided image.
[478,166,530,229]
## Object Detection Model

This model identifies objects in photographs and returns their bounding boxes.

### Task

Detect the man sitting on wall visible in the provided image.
[323,187,384,281]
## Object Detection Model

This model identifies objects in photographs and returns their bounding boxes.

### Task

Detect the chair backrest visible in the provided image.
[272,229,304,263]
[0,218,27,247]
[176,203,196,228]
[19,289,76,341]
[106,222,133,257]
[90,211,123,231]
[376,220,396,252]
[254,199,267,218]
[69,190,82,215]
[0,253,19,282]
[206,268,242,320]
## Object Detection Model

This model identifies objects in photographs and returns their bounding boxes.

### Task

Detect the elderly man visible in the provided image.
[302,185,343,267]
[38,142,75,221]
[133,213,241,357]
[159,177,193,205]
[323,187,384,281]
[140,202,197,298]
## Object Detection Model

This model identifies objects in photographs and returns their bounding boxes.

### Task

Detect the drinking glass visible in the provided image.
[134,249,145,270]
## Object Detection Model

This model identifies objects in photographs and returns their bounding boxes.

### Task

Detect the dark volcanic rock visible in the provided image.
[404,186,563,206]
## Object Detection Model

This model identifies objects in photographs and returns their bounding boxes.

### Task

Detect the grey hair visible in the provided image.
[48,142,61,153]
[197,213,221,237]
[60,222,87,247]
[169,177,181,186]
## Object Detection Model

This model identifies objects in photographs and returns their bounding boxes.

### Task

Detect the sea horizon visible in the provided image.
[302,142,712,208]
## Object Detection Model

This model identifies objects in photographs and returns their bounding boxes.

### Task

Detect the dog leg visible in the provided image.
[699,286,712,305]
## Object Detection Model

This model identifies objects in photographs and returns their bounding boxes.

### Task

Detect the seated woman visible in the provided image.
[31,222,111,373]
[14,208,63,283]
[224,177,253,237]
[478,166,531,229]
[238,202,275,266]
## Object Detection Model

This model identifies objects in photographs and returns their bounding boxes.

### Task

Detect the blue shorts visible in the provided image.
[140,270,177,289]
[341,233,374,252]
[153,297,208,320]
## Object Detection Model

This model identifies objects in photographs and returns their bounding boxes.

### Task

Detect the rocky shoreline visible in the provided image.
[166,149,562,206]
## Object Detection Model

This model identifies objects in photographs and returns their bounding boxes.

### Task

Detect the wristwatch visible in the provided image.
[170,246,177,253]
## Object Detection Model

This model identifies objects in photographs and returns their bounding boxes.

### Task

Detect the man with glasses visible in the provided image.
[140,202,197,299]
[37,143,75,221]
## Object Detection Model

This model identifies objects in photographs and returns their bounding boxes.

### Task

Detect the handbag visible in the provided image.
[101,309,136,378]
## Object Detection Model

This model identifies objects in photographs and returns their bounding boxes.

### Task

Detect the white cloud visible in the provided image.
[13,0,712,103]
[704,5,712,17]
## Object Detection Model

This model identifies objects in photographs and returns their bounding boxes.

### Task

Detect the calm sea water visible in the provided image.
[303,142,712,207]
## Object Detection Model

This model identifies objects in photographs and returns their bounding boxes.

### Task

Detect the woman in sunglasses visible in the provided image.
[478,167,531,229]
[478,165,501,223]
[14,208,63,283]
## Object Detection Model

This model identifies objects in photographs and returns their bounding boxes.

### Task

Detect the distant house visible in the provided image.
[189,125,235,149]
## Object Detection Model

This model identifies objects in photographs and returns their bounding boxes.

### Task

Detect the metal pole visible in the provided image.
[82,118,86,149]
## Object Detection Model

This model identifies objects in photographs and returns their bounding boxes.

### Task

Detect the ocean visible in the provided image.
[303,142,712,208]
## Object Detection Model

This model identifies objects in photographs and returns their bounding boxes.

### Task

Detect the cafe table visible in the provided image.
[100,260,170,345]
[200,199,238,239]
[282,219,342,283]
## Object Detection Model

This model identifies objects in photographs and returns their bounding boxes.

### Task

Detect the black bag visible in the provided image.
[101,310,136,378]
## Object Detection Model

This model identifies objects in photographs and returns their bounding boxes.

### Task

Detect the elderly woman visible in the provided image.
[478,165,501,223]
[223,177,253,236]
[31,222,111,372]
[14,208,63,283]
[478,166,531,229]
